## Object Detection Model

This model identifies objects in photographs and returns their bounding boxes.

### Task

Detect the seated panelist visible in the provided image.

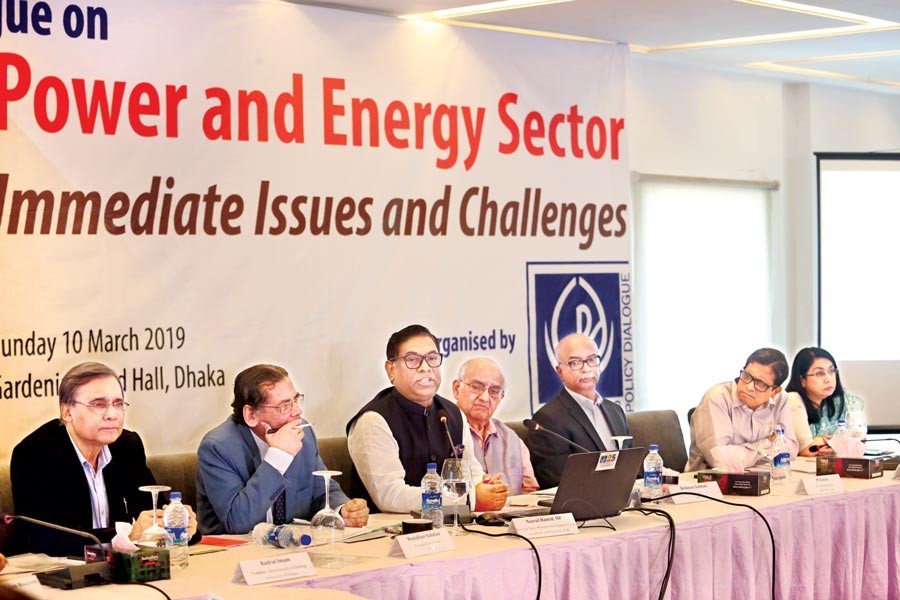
[687,348,799,471]
[525,333,633,489]
[785,347,866,456]
[10,362,199,556]
[347,324,508,513]
[197,364,368,534]
[452,357,539,495]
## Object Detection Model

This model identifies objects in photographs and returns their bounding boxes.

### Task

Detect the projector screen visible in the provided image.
[817,153,900,428]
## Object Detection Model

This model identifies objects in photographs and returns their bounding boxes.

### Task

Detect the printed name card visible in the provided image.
[388,527,455,558]
[667,481,724,504]
[233,552,315,585]
[509,513,579,539]
[795,473,844,495]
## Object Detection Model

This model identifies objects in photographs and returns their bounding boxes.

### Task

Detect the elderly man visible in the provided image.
[525,333,633,488]
[10,362,198,556]
[197,364,368,534]
[347,324,508,514]
[687,348,799,471]
[452,357,539,495]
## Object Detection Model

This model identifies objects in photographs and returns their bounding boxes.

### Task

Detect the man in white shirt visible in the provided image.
[347,324,508,513]
[687,348,799,471]
[525,333,632,488]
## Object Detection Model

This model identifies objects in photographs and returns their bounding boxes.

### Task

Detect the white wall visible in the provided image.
[627,56,900,425]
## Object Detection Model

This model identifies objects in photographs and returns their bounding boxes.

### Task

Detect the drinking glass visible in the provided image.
[846,410,867,440]
[137,485,171,547]
[441,459,471,536]
[310,470,345,545]
[756,424,777,470]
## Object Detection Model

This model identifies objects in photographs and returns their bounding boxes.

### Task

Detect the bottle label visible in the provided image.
[265,525,285,546]
[774,453,790,468]
[166,526,188,543]
[422,491,442,511]
[643,471,662,487]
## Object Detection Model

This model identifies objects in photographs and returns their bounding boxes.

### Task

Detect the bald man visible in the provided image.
[525,333,633,488]
[452,358,539,495]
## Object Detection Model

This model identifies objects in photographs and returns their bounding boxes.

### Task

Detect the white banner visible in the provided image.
[0,0,631,461]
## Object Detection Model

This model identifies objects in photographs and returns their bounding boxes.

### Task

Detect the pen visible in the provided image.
[267,422,314,434]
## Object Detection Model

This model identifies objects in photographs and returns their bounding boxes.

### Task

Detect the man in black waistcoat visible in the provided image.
[347,324,508,513]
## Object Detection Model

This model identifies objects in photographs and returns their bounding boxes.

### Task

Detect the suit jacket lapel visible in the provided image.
[560,390,605,451]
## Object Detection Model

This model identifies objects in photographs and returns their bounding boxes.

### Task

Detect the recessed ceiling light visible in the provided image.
[402,0,574,21]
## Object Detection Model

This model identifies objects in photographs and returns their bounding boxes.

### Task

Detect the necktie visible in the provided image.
[273,490,287,525]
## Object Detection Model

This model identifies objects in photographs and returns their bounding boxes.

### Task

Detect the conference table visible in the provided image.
[23,466,900,599]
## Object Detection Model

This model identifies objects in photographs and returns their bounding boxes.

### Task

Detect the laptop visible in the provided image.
[526,447,647,521]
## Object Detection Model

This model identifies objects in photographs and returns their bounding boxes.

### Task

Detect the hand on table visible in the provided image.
[340,498,369,527]
[474,474,509,511]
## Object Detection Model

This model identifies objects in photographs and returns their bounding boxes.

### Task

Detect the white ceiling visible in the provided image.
[293,0,900,93]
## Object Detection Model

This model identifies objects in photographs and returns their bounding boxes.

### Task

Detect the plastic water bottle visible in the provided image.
[251,523,311,548]
[771,426,791,482]
[163,492,190,569]
[833,419,850,441]
[643,445,664,499]
[421,462,443,529]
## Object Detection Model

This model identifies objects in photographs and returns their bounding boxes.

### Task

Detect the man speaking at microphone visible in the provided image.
[347,324,508,513]
[526,333,633,488]
[10,362,199,556]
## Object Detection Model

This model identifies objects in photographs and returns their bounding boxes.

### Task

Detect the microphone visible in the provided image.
[3,513,103,546]
[438,409,460,459]
[523,419,592,453]
[3,513,111,589]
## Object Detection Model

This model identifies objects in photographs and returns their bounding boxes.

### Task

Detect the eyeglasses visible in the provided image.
[561,355,601,370]
[738,370,775,393]
[256,393,304,414]
[461,380,505,401]
[391,352,443,369]
[805,367,838,379]
[72,400,129,413]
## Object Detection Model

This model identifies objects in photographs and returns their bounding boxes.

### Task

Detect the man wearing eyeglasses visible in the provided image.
[347,324,509,513]
[452,357,539,495]
[10,361,198,556]
[197,364,368,534]
[686,348,799,471]
[526,333,633,488]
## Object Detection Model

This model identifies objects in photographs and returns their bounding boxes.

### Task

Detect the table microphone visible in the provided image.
[2,513,111,589]
[523,419,592,453]
[438,409,460,458]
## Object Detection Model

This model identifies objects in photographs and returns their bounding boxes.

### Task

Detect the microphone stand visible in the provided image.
[3,514,112,589]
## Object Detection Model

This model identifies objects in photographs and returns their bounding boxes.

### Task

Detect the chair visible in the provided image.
[625,410,688,471]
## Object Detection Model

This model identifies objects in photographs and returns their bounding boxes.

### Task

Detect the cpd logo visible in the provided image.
[527,262,630,412]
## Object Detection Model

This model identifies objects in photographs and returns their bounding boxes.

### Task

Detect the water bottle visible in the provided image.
[771,426,791,482]
[251,523,311,548]
[833,419,850,441]
[163,492,190,569]
[642,445,664,499]
[421,462,443,529]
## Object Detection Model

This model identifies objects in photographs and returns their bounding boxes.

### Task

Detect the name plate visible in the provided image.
[233,552,315,585]
[668,481,724,504]
[509,513,578,539]
[796,473,844,495]
[388,527,455,558]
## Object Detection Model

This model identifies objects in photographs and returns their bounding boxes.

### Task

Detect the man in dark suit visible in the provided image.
[10,362,198,556]
[526,333,633,488]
